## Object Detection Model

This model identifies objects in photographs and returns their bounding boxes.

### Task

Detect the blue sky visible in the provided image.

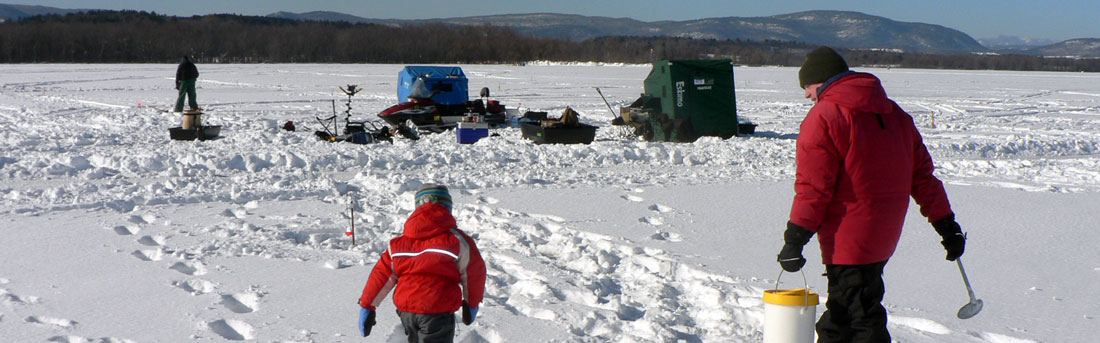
[10,0,1098,41]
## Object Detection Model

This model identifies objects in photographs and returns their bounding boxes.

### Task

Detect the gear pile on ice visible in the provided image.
[313,84,418,144]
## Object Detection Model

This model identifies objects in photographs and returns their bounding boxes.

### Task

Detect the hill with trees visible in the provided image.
[1,10,1097,72]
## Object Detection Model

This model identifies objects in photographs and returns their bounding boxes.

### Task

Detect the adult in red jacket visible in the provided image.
[777,46,967,343]
[357,184,487,342]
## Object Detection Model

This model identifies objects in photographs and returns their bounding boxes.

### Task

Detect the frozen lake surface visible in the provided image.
[1,63,1098,342]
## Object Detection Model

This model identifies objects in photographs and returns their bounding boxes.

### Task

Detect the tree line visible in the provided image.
[1,10,1098,72]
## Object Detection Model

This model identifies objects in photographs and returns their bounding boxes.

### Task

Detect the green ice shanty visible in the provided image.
[626,59,739,142]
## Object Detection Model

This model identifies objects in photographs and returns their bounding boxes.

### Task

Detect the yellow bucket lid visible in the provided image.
[763,288,820,306]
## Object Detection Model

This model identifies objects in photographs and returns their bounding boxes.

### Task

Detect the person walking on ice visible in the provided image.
[357,184,487,343]
[776,46,968,343]
[174,55,200,112]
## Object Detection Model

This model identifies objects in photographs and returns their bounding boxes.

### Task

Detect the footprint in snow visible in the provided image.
[220,292,261,314]
[616,303,646,321]
[221,208,248,219]
[173,279,216,295]
[25,316,77,329]
[47,335,133,343]
[113,225,140,235]
[169,261,207,276]
[208,319,255,341]
[640,216,664,225]
[128,213,157,224]
[136,235,165,246]
[529,213,565,223]
[132,248,164,262]
[1,288,40,305]
[478,196,500,204]
[650,231,683,242]
[622,194,644,202]
[649,204,674,213]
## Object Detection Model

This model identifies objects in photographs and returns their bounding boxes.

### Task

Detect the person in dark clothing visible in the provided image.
[174,56,200,112]
[777,46,967,343]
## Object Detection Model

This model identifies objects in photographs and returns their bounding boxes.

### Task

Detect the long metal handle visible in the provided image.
[595,88,618,117]
[956,258,977,301]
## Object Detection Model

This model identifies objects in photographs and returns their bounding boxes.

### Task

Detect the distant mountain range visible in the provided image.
[0,3,83,21]
[978,35,1057,48]
[1019,38,1100,58]
[3,3,1098,57]
[265,10,1100,58]
[270,10,989,54]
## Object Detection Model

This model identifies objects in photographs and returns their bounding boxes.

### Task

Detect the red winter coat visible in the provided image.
[790,72,953,265]
[358,203,486,314]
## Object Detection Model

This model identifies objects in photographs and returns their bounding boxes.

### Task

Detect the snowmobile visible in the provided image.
[377,94,507,133]
[378,66,508,133]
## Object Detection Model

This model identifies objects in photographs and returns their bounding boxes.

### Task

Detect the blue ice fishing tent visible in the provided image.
[397,66,468,105]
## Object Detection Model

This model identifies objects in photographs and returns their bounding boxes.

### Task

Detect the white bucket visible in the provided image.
[763,288,819,343]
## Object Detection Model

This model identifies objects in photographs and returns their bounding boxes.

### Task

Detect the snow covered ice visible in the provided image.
[1,63,1099,342]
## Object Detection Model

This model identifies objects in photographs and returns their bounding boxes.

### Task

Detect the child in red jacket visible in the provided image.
[357,184,487,342]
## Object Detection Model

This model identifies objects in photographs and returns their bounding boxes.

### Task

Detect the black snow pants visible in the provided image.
[397,310,456,343]
[816,261,891,343]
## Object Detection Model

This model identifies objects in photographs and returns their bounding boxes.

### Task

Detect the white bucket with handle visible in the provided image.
[763,271,820,343]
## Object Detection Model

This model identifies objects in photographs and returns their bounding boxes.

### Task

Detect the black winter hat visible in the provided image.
[799,46,849,89]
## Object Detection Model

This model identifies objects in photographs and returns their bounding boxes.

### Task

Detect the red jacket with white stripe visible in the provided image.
[358,203,486,314]
[790,72,954,265]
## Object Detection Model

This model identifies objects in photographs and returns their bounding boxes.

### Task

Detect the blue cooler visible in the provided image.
[456,122,489,144]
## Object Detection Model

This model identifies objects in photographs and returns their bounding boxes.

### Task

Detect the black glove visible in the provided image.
[932,214,966,261]
[777,222,815,272]
[358,308,376,337]
[461,301,478,325]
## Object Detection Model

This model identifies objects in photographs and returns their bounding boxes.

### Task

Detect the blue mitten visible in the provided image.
[359,308,376,336]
